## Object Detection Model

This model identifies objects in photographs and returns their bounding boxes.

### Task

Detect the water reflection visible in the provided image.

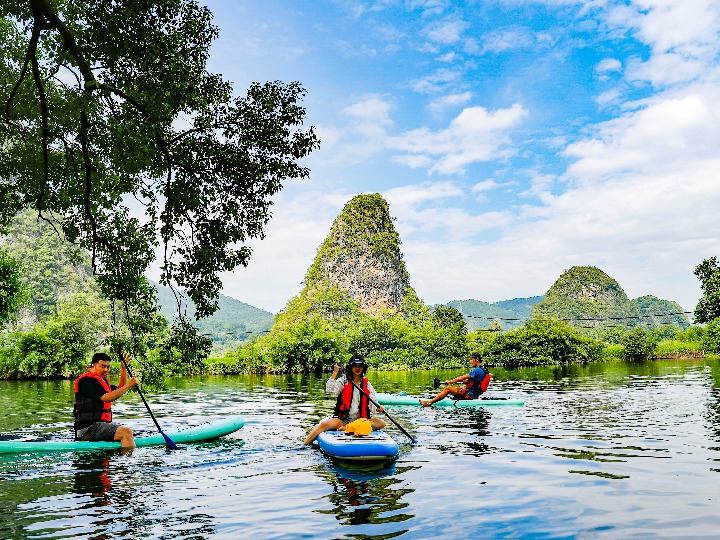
[425,407,493,456]
[315,458,415,535]
[72,454,114,506]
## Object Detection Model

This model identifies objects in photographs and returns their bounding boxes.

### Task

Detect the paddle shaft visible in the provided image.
[119,353,177,449]
[348,379,418,444]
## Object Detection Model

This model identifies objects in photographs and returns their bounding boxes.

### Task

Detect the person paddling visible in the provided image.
[421,352,491,407]
[73,352,139,448]
[303,355,386,445]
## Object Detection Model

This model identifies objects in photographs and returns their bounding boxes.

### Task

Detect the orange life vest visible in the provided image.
[73,372,113,423]
[334,377,370,420]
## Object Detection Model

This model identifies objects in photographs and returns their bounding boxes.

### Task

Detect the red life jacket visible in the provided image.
[334,377,370,420]
[73,372,113,423]
[465,366,491,398]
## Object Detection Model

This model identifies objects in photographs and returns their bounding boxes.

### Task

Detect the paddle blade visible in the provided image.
[160,431,179,450]
[433,377,441,389]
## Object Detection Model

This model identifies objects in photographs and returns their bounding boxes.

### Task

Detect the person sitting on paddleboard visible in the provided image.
[73,352,139,448]
[421,352,491,407]
[303,355,386,445]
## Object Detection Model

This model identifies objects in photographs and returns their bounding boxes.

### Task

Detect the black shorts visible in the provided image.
[75,422,120,442]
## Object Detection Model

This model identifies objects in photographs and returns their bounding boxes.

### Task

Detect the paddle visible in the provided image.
[347,379,418,444]
[119,352,178,450]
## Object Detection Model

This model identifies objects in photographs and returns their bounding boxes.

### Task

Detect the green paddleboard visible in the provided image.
[0,415,245,454]
[377,393,524,407]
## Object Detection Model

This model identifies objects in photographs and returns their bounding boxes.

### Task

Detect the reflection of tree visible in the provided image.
[706,364,720,453]
[315,462,416,529]
[433,408,492,456]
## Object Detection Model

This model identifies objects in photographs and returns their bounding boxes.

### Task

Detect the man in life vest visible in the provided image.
[421,352,491,407]
[74,352,139,448]
[303,355,386,444]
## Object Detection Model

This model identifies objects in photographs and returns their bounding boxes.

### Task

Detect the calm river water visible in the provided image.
[1,359,720,539]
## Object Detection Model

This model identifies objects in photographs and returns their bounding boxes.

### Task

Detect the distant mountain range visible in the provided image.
[153,282,274,350]
[445,297,544,331]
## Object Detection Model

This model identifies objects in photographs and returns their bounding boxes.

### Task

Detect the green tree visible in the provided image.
[0,248,27,324]
[694,257,720,323]
[622,327,658,362]
[1,1,318,356]
[702,318,720,354]
[483,319,603,367]
[432,305,467,334]
[4,210,97,320]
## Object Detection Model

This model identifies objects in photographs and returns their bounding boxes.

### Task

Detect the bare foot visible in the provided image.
[420,400,432,407]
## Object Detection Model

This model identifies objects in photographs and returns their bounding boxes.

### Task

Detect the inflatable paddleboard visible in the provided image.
[377,392,524,407]
[0,415,245,454]
[316,430,399,461]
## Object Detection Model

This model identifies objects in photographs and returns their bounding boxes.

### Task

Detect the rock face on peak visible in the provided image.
[299,193,422,317]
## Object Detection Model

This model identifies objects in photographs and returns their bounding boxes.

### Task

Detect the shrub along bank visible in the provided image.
[204,316,710,375]
[1,305,713,380]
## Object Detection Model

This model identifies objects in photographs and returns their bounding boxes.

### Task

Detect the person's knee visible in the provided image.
[115,426,134,441]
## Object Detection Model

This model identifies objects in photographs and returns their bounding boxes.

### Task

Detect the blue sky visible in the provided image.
[193,0,720,314]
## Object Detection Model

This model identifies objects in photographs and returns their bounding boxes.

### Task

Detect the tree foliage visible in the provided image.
[482,319,604,367]
[0,247,27,324]
[4,210,97,322]
[431,305,467,334]
[694,256,720,324]
[1,1,318,354]
[621,327,658,362]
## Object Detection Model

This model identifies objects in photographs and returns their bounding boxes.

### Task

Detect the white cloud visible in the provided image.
[471,179,502,193]
[480,27,536,53]
[384,181,463,206]
[388,103,529,174]
[424,19,469,44]
[343,96,394,125]
[623,0,720,56]
[596,57,622,74]
[565,90,720,180]
[626,53,707,86]
[428,91,473,111]
[409,68,462,94]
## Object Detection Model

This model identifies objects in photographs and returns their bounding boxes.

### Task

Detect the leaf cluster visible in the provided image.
[694,256,720,324]
[1,1,318,353]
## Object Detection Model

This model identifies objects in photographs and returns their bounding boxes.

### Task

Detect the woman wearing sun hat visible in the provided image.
[303,354,386,444]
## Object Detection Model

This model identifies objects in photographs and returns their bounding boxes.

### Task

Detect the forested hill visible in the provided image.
[1,211,275,350]
[532,266,690,330]
[154,283,275,347]
[445,297,544,331]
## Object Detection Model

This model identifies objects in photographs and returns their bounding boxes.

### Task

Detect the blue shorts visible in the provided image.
[75,422,120,442]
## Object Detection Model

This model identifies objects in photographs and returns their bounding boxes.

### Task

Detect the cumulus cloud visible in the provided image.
[388,103,529,174]
[424,18,469,44]
[596,57,622,74]
[564,90,720,180]
[343,96,394,125]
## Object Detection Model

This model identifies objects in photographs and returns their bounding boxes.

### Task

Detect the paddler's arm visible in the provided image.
[101,377,139,402]
[326,364,343,394]
[445,374,471,385]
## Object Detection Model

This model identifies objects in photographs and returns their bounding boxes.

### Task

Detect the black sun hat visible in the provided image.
[345,355,367,377]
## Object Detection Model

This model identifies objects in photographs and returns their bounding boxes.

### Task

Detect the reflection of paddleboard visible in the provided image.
[316,430,399,461]
[377,392,525,407]
[0,416,245,454]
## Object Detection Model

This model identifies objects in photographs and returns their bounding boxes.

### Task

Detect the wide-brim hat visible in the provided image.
[348,355,367,366]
